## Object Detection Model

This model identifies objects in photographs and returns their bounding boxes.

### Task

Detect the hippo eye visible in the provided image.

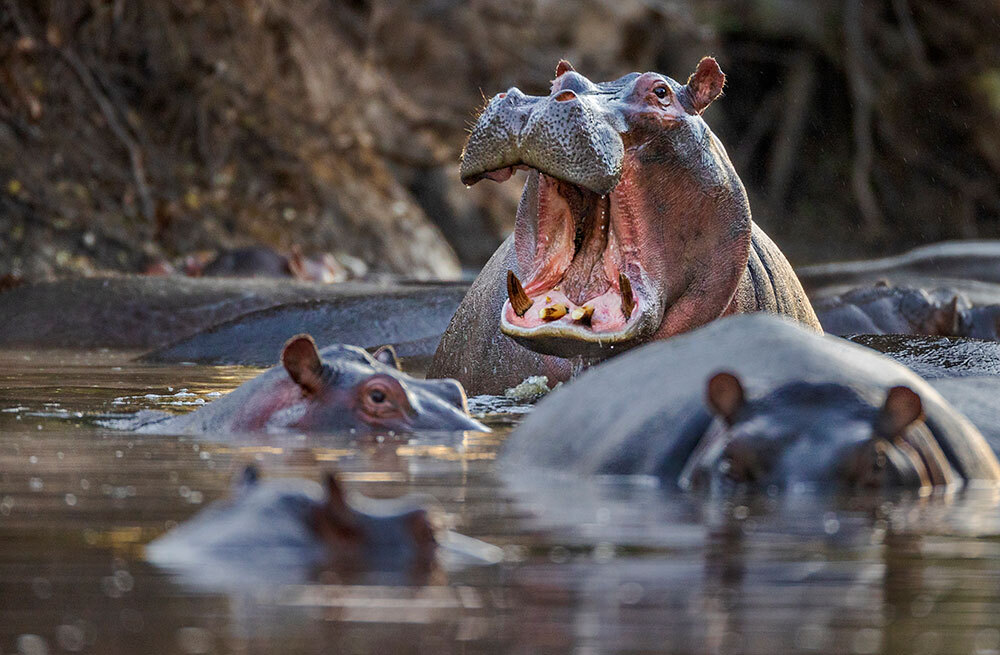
[653,86,669,100]
[359,375,412,422]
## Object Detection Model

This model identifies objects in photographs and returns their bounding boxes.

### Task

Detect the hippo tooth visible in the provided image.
[619,273,636,320]
[571,305,594,323]
[539,304,569,321]
[507,270,533,317]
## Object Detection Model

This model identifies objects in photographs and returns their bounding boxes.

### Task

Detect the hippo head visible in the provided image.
[275,335,487,434]
[958,303,1000,340]
[308,470,438,573]
[680,373,955,493]
[463,58,747,358]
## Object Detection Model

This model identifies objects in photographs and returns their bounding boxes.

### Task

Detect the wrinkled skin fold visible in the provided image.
[431,58,819,395]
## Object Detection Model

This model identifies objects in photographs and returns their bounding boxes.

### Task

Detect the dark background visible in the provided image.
[1,0,998,280]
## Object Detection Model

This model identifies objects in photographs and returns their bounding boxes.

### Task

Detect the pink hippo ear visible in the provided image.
[555,59,575,77]
[706,372,745,425]
[372,344,402,370]
[876,386,924,438]
[281,334,324,396]
[685,57,726,114]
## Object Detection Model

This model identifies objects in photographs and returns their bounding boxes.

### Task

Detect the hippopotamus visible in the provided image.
[146,466,503,586]
[799,241,1000,299]
[501,314,1000,494]
[130,334,487,434]
[429,58,819,395]
[814,282,1000,340]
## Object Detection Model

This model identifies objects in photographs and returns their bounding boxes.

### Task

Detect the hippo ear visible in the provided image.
[555,59,575,78]
[405,509,438,550]
[372,344,402,371]
[706,372,745,425]
[236,464,260,490]
[876,386,924,438]
[933,295,961,336]
[323,471,348,512]
[282,334,324,396]
[685,57,726,114]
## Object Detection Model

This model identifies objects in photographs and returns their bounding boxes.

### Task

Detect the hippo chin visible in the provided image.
[133,334,487,435]
[501,314,1000,495]
[431,58,819,394]
[146,466,503,586]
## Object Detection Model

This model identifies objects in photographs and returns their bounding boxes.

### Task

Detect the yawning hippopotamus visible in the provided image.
[146,466,503,586]
[131,334,487,434]
[501,314,1000,494]
[429,58,819,394]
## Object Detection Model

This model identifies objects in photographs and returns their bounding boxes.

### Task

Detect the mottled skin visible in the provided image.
[431,58,818,395]
[147,467,502,585]
[815,282,1000,340]
[134,335,487,435]
[501,314,1000,494]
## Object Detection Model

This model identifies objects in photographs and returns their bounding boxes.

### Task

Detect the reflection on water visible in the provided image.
[3,351,1000,653]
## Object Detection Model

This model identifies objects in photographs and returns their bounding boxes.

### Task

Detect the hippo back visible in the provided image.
[502,314,1000,484]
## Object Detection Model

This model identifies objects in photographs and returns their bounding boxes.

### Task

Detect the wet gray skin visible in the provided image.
[132,335,487,435]
[815,282,1000,340]
[847,334,1000,379]
[680,378,944,493]
[461,67,627,194]
[501,314,1000,495]
[146,466,503,587]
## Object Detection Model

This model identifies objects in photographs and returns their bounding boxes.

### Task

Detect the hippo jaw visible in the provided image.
[461,60,734,359]
[461,77,659,358]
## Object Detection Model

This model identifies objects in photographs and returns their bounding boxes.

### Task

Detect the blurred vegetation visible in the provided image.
[1,0,998,280]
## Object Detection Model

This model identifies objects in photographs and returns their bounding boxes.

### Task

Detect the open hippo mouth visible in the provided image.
[461,70,662,358]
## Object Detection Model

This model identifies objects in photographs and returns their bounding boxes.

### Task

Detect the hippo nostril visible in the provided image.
[498,93,506,99]
[554,90,577,102]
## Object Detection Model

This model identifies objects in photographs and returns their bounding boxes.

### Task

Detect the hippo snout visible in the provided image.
[461,80,625,195]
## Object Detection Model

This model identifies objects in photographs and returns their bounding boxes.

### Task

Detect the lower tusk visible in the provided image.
[507,270,533,317]
[619,272,635,319]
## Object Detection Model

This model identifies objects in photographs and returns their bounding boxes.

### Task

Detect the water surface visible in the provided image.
[3,350,1000,654]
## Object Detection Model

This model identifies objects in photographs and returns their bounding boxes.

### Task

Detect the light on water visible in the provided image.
[4,350,1000,654]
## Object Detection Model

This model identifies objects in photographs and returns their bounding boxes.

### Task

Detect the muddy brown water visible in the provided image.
[4,350,1000,654]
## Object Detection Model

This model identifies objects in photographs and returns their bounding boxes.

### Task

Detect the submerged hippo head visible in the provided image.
[270,335,486,433]
[681,373,956,493]
[463,58,746,358]
[146,466,503,585]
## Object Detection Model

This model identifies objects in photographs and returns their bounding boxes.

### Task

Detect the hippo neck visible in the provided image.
[616,127,752,329]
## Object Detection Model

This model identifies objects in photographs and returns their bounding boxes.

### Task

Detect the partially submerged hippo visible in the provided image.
[430,58,819,394]
[502,314,1000,494]
[146,466,502,586]
[131,334,487,434]
[799,240,1000,298]
[815,282,1000,340]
